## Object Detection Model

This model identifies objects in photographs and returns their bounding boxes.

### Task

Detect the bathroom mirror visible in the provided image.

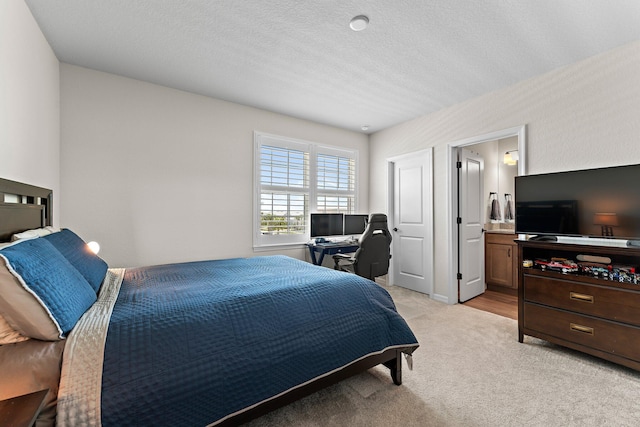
[472,136,519,229]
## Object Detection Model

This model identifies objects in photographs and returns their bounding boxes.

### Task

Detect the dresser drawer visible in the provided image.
[523,275,640,326]
[524,303,640,361]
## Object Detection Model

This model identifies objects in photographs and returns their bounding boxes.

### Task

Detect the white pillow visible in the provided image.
[11,226,60,242]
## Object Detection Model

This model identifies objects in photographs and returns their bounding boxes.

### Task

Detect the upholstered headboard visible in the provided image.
[0,178,52,242]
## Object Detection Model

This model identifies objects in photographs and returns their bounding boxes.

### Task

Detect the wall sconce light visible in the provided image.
[593,213,619,236]
[87,241,101,254]
[503,150,519,165]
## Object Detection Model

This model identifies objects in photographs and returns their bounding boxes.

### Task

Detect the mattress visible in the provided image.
[57,255,418,426]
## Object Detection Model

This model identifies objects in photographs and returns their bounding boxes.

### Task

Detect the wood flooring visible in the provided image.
[462,289,517,320]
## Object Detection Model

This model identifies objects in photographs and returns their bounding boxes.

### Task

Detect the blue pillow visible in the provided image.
[0,238,97,338]
[43,229,108,293]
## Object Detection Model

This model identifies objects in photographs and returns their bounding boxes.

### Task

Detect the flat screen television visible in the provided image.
[515,163,640,243]
[344,214,369,235]
[310,213,344,237]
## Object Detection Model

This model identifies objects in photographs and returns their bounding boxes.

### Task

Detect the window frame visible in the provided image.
[253,131,359,250]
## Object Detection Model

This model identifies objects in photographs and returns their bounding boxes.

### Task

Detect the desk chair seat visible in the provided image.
[333,213,392,280]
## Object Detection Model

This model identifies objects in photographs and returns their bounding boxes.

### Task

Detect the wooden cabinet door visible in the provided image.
[486,242,514,287]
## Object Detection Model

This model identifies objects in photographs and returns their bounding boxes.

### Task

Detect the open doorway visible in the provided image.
[446,126,527,305]
[464,289,518,319]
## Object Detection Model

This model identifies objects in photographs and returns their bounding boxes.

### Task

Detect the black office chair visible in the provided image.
[333,213,392,280]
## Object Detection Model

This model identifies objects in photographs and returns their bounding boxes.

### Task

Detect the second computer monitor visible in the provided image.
[344,214,369,235]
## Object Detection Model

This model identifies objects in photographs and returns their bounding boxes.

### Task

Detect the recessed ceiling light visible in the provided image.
[361,125,370,131]
[350,15,369,31]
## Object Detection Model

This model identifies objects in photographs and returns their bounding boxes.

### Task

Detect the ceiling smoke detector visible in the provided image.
[349,15,369,31]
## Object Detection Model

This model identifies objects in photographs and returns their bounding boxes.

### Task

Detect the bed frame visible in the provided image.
[0,177,414,426]
[219,347,409,426]
[0,178,52,242]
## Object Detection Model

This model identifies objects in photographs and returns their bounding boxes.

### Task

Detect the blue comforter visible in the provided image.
[101,255,418,426]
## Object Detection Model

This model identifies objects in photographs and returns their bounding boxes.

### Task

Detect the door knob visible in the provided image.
[393,227,398,232]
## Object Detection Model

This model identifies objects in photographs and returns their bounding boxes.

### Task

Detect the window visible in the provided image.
[254,132,358,248]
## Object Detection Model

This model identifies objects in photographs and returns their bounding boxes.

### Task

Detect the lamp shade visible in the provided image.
[593,213,619,226]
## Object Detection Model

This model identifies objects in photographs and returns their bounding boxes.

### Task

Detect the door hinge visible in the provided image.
[457,217,462,224]
[457,273,462,280]
[456,161,462,169]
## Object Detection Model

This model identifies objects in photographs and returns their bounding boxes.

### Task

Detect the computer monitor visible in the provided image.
[310,213,344,237]
[344,214,368,235]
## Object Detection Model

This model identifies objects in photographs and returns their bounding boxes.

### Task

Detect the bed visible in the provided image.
[0,178,419,426]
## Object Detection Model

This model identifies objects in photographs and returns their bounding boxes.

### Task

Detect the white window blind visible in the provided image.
[316,151,356,213]
[254,132,358,248]
[259,145,308,237]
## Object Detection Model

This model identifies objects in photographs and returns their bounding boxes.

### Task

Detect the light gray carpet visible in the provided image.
[245,285,640,426]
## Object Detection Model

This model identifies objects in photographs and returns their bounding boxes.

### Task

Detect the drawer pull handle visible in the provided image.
[570,323,594,335]
[570,292,594,303]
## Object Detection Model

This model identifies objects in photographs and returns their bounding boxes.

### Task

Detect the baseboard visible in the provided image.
[431,293,449,304]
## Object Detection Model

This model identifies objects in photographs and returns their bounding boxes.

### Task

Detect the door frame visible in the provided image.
[386,147,434,296]
[445,126,527,304]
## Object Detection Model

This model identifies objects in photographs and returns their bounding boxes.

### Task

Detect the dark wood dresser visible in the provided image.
[517,239,640,371]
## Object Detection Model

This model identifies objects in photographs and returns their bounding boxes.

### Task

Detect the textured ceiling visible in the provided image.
[25,0,640,134]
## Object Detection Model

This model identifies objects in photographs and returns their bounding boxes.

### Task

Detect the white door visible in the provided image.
[391,149,433,295]
[459,148,485,302]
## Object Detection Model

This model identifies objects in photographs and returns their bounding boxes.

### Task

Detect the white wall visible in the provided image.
[0,0,60,220]
[60,64,369,267]
[369,40,640,301]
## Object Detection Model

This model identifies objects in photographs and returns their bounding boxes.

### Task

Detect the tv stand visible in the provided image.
[518,239,640,371]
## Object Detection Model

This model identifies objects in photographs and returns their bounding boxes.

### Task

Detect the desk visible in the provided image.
[307,242,359,266]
